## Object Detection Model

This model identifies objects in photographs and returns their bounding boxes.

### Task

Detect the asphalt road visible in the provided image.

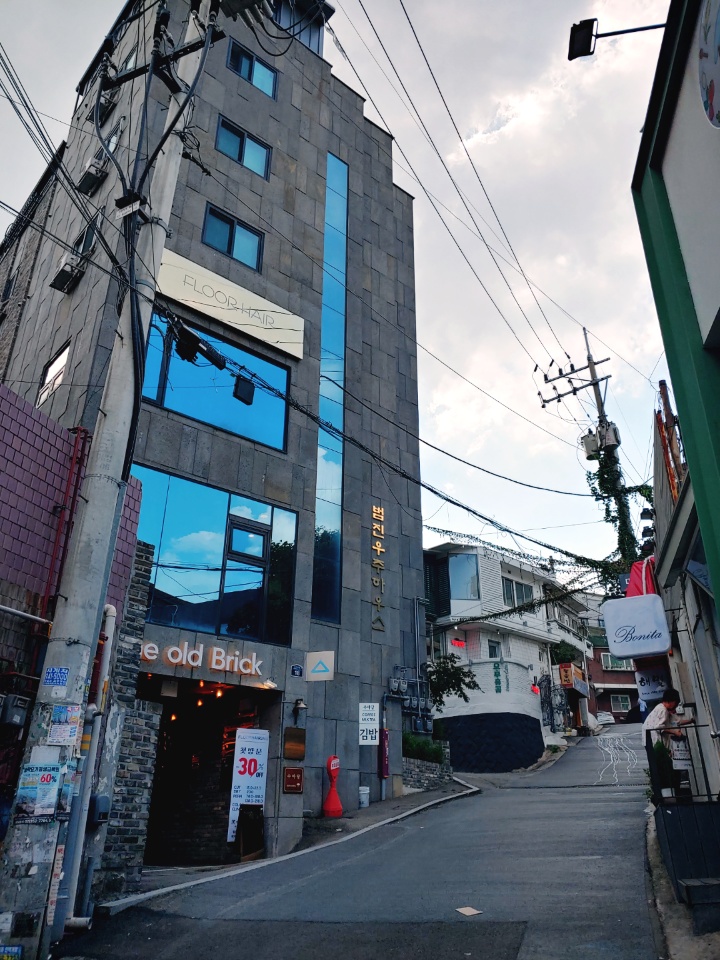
[55,725,659,960]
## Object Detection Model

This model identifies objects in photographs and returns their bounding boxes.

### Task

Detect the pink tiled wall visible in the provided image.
[0,383,140,615]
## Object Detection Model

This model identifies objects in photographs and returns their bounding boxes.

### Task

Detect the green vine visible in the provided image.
[586,451,652,575]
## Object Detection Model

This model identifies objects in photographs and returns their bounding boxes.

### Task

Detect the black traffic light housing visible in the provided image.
[568,19,597,60]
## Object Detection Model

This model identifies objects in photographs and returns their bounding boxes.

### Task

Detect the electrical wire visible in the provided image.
[394,0,570,362]
[320,374,592,497]
[343,0,550,368]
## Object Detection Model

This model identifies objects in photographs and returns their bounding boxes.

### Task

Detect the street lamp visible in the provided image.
[568,18,666,61]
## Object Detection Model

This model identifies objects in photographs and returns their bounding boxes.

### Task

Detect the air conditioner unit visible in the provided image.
[49,254,87,294]
[87,89,118,126]
[76,156,108,196]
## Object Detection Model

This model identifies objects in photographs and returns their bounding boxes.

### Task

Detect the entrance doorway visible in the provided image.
[138,675,271,865]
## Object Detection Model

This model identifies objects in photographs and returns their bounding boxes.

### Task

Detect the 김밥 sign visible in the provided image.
[359,703,379,745]
[601,594,671,659]
[227,728,269,842]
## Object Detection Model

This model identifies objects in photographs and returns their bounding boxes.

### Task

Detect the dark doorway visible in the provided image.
[139,676,268,865]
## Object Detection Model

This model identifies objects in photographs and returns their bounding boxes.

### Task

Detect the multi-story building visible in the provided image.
[423,541,590,771]
[0,0,424,908]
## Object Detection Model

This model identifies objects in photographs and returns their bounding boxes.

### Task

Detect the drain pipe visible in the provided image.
[54,605,116,934]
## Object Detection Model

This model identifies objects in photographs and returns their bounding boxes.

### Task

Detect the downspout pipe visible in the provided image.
[52,605,116,936]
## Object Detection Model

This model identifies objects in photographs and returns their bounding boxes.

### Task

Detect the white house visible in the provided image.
[424,541,591,772]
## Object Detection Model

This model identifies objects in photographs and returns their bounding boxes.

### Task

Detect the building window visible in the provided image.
[488,639,501,659]
[216,117,271,178]
[311,154,348,622]
[449,554,479,600]
[73,211,101,256]
[142,313,288,451]
[131,466,297,645]
[227,40,277,97]
[37,343,70,406]
[610,695,631,713]
[502,576,533,608]
[202,205,263,271]
[601,653,634,671]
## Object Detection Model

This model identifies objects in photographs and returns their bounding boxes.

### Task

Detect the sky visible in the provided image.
[0,0,671,576]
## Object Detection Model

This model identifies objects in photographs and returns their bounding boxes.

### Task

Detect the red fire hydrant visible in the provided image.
[322,755,343,818]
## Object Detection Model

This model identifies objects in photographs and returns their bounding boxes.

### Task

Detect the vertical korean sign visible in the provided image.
[227,728,269,842]
[370,504,385,632]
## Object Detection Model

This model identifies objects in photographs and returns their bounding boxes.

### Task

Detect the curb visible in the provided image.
[96,777,480,917]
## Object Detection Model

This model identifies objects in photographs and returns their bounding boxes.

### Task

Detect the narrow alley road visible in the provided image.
[56,726,659,960]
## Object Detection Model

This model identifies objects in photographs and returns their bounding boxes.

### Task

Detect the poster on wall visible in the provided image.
[227,729,269,842]
[14,763,62,823]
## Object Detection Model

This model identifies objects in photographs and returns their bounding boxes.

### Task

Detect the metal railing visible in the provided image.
[645,724,716,803]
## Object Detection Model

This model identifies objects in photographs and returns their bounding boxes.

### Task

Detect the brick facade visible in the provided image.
[402,743,453,791]
[91,541,162,899]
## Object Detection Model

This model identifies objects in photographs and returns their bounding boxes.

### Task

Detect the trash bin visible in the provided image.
[358,785,370,809]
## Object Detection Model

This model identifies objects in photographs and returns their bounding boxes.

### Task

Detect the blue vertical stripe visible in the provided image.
[311,154,348,622]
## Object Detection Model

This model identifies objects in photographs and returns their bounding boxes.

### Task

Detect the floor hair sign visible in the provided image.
[601,594,671,659]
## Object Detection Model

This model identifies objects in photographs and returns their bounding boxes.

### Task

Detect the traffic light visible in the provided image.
[568,19,597,60]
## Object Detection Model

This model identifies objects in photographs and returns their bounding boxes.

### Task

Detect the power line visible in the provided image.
[341,0,550,367]
[321,374,591,496]
[394,0,570,362]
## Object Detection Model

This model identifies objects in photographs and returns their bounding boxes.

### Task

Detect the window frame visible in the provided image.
[215,115,271,179]
[501,576,533,609]
[601,652,634,671]
[143,312,290,452]
[202,203,264,272]
[226,39,278,98]
[72,210,102,257]
[133,465,298,645]
[610,694,631,713]
[37,342,70,407]
[488,639,501,660]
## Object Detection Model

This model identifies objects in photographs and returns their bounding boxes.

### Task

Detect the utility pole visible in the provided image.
[538,328,638,569]
[0,4,274,956]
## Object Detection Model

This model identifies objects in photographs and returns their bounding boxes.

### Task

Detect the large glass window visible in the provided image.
[142,313,288,451]
[37,343,70,407]
[311,154,348,622]
[216,117,271,179]
[227,40,277,97]
[132,465,297,645]
[449,554,479,600]
[202,205,263,271]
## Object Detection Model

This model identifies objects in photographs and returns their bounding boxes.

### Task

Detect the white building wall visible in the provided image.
[439,658,542,723]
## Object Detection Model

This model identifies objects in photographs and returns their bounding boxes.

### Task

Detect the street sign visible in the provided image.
[359,702,380,745]
[306,651,335,681]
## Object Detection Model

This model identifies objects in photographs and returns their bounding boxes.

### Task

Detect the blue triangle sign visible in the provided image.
[311,659,330,674]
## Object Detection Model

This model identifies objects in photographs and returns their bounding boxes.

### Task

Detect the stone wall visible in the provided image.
[91,541,161,900]
[402,743,453,790]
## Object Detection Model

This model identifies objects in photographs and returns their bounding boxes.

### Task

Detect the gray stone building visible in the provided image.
[1,0,423,887]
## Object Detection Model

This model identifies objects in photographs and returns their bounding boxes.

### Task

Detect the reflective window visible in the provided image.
[312,154,349,622]
[449,554,479,600]
[131,465,297,645]
[227,40,277,98]
[216,117,271,179]
[142,313,288,451]
[203,205,262,271]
